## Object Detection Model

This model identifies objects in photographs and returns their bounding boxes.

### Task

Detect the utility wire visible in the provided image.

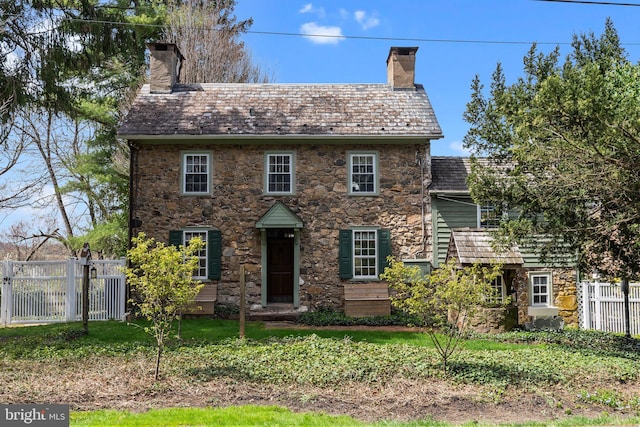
[534,0,640,5]
[63,18,640,46]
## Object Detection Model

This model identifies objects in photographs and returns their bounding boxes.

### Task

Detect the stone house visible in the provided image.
[429,157,578,329]
[118,43,578,327]
[118,43,443,317]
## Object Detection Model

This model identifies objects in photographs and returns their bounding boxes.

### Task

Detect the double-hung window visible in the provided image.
[339,228,391,280]
[530,273,551,306]
[168,229,222,280]
[183,230,208,279]
[182,152,211,195]
[353,230,377,279]
[348,152,378,195]
[265,152,294,194]
[478,202,501,229]
[488,275,505,304]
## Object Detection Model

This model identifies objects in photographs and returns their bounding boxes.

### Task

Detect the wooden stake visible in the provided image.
[239,265,246,339]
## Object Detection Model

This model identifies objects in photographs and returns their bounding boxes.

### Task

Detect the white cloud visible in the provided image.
[299,3,325,18]
[299,22,345,45]
[354,10,379,30]
[299,3,313,13]
[449,141,471,155]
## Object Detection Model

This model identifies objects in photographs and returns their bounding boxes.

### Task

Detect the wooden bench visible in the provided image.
[344,283,391,317]
[186,284,217,315]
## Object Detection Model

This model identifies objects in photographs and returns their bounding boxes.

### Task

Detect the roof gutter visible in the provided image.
[116,133,445,141]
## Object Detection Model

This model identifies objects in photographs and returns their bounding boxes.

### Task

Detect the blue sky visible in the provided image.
[233,0,640,156]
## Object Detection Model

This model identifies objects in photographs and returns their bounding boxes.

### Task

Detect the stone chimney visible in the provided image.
[147,42,184,93]
[386,46,418,90]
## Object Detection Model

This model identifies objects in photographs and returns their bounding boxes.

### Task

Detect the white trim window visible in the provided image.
[488,275,505,304]
[266,152,294,194]
[353,229,377,279]
[184,230,208,279]
[530,273,551,306]
[182,152,211,195]
[478,202,501,229]
[348,152,378,195]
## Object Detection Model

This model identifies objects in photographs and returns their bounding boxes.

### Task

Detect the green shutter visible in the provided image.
[338,229,353,279]
[168,230,182,247]
[208,230,222,280]
[377,229,392,275]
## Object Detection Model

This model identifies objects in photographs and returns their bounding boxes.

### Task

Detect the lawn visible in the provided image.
[0,319,639,426]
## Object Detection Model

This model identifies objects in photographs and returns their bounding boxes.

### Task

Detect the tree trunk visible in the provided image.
[155,344,163,381]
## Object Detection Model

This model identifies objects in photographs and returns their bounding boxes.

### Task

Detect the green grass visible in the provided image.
[0,318,551,350]
[71,405,368,427]
[69,406,640,427]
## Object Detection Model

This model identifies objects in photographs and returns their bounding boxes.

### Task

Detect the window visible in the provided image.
[353,230,377,278]
[265,152,294,194]
[478,202,501,229]
[182,152,211,195]
[488,275,505,304]
[339,229,391,280]
[348,152,378,195]
[184,230,208,279]
[530,273,551,306]
[168,229,222,280]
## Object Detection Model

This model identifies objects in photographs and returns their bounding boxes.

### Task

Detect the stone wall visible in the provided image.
[132,141,432,310]
[465,306,518,334]
[513,267,578,327]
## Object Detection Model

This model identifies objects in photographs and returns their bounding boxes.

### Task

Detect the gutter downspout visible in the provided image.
[419,142,431,257]
[126,141,140,309]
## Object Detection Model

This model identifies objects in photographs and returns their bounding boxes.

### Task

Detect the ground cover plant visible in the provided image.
[0,319,639,425]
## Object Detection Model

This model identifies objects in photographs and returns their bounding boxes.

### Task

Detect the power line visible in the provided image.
[534,0,640,5]
[246,29,568,46]
[14,15,640,47]
[64,18,640,47]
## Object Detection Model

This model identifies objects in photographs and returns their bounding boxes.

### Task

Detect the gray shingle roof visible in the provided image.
[447,228,524,266]
[430,157,473,192]
[430,157,506,193]
[118,83,443,139]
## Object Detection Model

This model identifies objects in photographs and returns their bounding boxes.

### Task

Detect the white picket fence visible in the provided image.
[579,281,640,336]
[1,259,126,326]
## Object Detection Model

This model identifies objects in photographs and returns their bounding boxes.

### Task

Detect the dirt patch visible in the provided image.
[1,356,638,425]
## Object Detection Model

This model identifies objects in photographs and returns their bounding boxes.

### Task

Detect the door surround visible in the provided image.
[256,202,303,308]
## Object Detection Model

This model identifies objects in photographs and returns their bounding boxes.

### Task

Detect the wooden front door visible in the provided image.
[267,229,294,303]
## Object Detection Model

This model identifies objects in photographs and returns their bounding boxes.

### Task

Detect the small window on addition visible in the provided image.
[488,275,505,304]
[479,202,501,229]
[531,273,551,306]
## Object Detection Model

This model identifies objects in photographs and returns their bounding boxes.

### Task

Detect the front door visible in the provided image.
[267,229,294,303]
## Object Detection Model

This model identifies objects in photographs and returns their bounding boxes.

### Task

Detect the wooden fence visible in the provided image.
[579,281,640,336]
[1,259,126,326]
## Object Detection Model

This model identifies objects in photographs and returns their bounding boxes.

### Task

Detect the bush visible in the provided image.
[296,307,422,327]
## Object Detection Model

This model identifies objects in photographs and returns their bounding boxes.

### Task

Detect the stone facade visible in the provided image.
[465,306,518,334]
[132,141,432,311]
[513,267,578,327]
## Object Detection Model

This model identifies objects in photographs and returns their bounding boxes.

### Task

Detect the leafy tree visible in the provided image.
[1,0,165,256]
[463,19,640,281]
[1,1,267,258]
[381,258,502,373]
[126,233,205,380]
